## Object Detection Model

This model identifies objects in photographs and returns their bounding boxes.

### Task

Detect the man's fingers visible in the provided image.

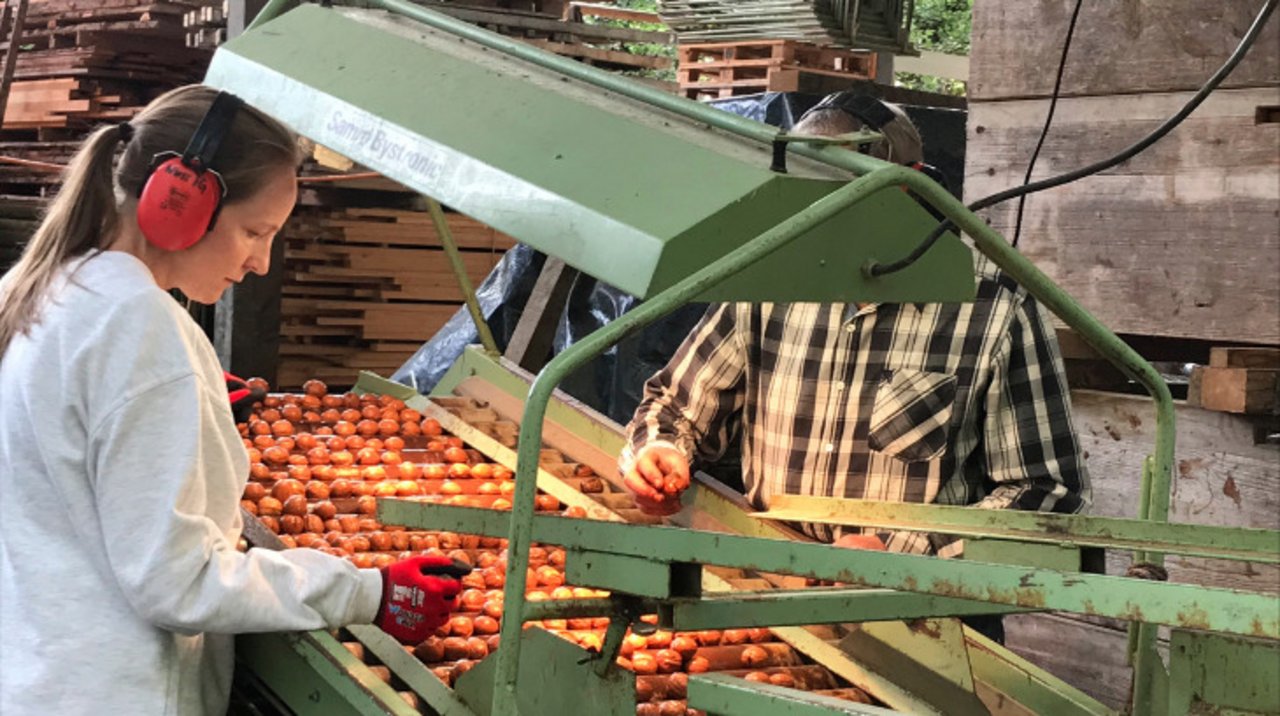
[634,454,668,491]
[655,451,690,492]
[623,470,662,501]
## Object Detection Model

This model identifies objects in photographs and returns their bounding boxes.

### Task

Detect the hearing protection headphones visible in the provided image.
[795,92,952,215]
[136,91,243,252]
[801,92,898,132]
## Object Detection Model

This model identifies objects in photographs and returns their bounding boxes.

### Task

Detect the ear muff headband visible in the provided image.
[801,92,897,131]
[136,91,243,251]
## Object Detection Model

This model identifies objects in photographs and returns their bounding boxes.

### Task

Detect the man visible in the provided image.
[620,93,1090,587]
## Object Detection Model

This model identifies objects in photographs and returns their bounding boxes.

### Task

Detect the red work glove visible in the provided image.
[224,371,266,423]
[374,555,468,644]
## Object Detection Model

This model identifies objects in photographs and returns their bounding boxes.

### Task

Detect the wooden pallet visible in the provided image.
[677,39,875,100]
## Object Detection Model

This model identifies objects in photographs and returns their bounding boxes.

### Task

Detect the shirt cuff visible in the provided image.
[351,568,385,624]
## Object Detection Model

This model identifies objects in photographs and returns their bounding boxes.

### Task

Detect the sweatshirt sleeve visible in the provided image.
[88,371,383,636]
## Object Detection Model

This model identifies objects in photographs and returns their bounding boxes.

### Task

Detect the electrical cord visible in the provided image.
[1011,0,1083,249]
[866,0,1279,277]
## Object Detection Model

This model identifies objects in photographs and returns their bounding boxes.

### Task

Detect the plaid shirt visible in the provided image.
[623,257,1091,557]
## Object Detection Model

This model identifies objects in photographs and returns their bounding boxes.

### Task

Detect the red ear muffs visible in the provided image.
[136,152,227,251]
[135,90,242,252]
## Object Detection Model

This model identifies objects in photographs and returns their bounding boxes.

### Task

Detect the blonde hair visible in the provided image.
[0,85,303,355]
[792,100,924,164]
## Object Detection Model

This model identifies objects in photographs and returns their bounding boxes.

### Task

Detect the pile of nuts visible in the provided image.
[237,378,874,713]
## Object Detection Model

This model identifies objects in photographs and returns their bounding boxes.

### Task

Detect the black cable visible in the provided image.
[1011,0,1083,249]
[867,0,1278,277]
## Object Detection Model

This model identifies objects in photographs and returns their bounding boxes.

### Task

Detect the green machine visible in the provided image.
[207,3,1280,715]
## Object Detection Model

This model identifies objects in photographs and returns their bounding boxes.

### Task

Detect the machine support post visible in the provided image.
[491,167,915,715]
[594,612,633,677]
[427,197,501,357]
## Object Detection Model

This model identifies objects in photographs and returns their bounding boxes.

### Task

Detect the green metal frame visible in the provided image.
[379,501,1279,642]
[235,630,422,716]
[688,673,901,716]
[757,496,1280,564]
[225,3,1246,715]
[428,346,1118,715]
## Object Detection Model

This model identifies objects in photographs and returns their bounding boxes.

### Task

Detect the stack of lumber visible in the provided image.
[0,0,216,271]
[965,1,1280,708]
[659,0,912,53]
[183,0,226,49]
[678,39,875,100]
[275,206,516,390]
[1,0,213,136]
[417,0,675,76]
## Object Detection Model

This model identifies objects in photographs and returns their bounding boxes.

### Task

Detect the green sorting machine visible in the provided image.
[206,3,1280,715]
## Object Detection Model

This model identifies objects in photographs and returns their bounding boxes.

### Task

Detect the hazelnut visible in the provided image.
[740,645,769,668]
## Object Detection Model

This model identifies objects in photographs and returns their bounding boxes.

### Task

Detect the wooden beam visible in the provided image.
[504,256,578,373]
[970,0,1280,100]
[1189,366,1280,414]
[1210,347,1280,369]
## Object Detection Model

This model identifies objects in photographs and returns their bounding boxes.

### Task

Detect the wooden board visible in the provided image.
[965,87,1280,345]
[969,0,1280,100]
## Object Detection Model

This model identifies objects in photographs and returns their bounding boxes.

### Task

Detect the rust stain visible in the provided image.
[1104,423,1122,441]
[907,618,943,640]
[1125,412,1142,429]
[1177,606,1212,631]
[1222,476,1242,508]
[1178,458,1206,479]
[1012,589,1047,609]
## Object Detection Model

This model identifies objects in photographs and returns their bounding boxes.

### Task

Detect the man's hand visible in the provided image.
[623,444,690,516]
[374,555,466,644]
[833,533,886,551]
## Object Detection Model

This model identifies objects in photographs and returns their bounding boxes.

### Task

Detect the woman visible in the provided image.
[0,86,459,714]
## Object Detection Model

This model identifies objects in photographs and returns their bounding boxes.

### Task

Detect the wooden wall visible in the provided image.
[967,2,1280,707]
[965,0,1280,345]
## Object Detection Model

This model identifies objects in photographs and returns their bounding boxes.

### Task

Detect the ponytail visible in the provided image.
[0,122,127,355]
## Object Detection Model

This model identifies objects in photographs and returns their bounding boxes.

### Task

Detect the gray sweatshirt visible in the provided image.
[0,251,383,715]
